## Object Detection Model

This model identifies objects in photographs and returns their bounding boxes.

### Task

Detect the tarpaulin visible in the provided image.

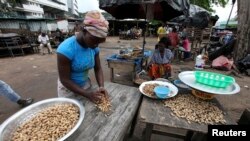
[99,0,190,22]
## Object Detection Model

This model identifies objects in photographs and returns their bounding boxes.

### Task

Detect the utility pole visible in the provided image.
[225,0,236,28]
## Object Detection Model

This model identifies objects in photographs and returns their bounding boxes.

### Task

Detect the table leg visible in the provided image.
[185,130,194,141]
[128,109,138,137]
[142,123,153,141]
[110,68,114,82]
[128,95,143,137]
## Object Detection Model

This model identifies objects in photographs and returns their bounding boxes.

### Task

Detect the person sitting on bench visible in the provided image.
[38,31,53,55]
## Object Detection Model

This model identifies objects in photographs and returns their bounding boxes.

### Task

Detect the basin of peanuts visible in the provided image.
[0,98,85,141]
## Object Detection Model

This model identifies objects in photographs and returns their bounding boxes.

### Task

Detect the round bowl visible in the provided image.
[173,79,192,94]
[173,79,190,89]
[154,86,170,99]
[191,89,215,100]
[0,98,85,141]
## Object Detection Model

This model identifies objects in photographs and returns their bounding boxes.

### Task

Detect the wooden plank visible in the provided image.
[108,60,138,86]
[109,68,135,86]
[113,69,135,82]
[110,68,114,82]
[68,82,142,141]
[139,95,236,133]
[112,79,135,86]
[152,130,185,139]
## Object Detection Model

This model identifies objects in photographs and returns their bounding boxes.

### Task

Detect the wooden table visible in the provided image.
[138,95,236,141]
[68,82,141,141]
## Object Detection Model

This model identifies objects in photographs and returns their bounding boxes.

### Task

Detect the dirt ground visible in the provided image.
[0,37,249,140]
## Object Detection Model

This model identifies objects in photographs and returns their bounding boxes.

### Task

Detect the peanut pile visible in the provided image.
[134,78,147,85]
[96,95,111,113]
[164,94,226,124]
[143,83,159,97]
[11,104,79,141]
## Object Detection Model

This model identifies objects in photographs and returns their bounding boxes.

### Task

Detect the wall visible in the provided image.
[47,22,58,31]
[22,1,44,13]
[57,20,69,32]
[0,19,76,32]
[0,20,47,32]
[26,13,43,18]
[0,21,19,29]
[27,21,47,31]
[68,21,75,31]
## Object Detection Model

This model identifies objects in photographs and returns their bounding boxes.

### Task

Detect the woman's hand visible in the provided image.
[98,87,109,99]
[85,90,105,104]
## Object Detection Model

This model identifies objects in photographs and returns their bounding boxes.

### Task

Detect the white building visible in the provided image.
[0,0,78,32]
[14,0,68,19]
[67,0,78,16]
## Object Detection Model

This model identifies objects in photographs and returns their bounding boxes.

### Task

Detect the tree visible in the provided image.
[190,0,228,12]
[234,0,250,60]
[0,0,23,17]
[0,0,23,11]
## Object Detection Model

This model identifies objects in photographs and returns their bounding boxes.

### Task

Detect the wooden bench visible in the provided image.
[1,38,24,57]
[12,37,34,53]
[26,36,39,53]
[0,36,36,57]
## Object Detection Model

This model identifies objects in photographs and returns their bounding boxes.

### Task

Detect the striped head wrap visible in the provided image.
[83,10,109,38]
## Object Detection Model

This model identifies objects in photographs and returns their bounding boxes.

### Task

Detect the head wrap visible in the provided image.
[83,10,109,38]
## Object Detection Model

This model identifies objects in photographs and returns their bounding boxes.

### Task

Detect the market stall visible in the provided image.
[107,49,152,86]
[134,70,240,140]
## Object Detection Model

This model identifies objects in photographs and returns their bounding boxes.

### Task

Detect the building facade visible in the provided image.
[67,0,78,17]
[14,0,69,19]
[0,0,79,32]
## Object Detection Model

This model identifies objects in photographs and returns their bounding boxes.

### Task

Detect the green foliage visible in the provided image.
[0,2,9,12]
[0,0,22,17]
[149,20,162,26]
[190,0,229,12]
[0,0,23,12]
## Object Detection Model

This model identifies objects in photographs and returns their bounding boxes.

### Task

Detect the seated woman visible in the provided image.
[148,37,173,79]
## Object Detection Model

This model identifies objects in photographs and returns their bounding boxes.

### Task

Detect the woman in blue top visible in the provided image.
[57,11,109,103]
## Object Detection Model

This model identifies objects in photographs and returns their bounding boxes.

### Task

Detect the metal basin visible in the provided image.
[0,98,85,141]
